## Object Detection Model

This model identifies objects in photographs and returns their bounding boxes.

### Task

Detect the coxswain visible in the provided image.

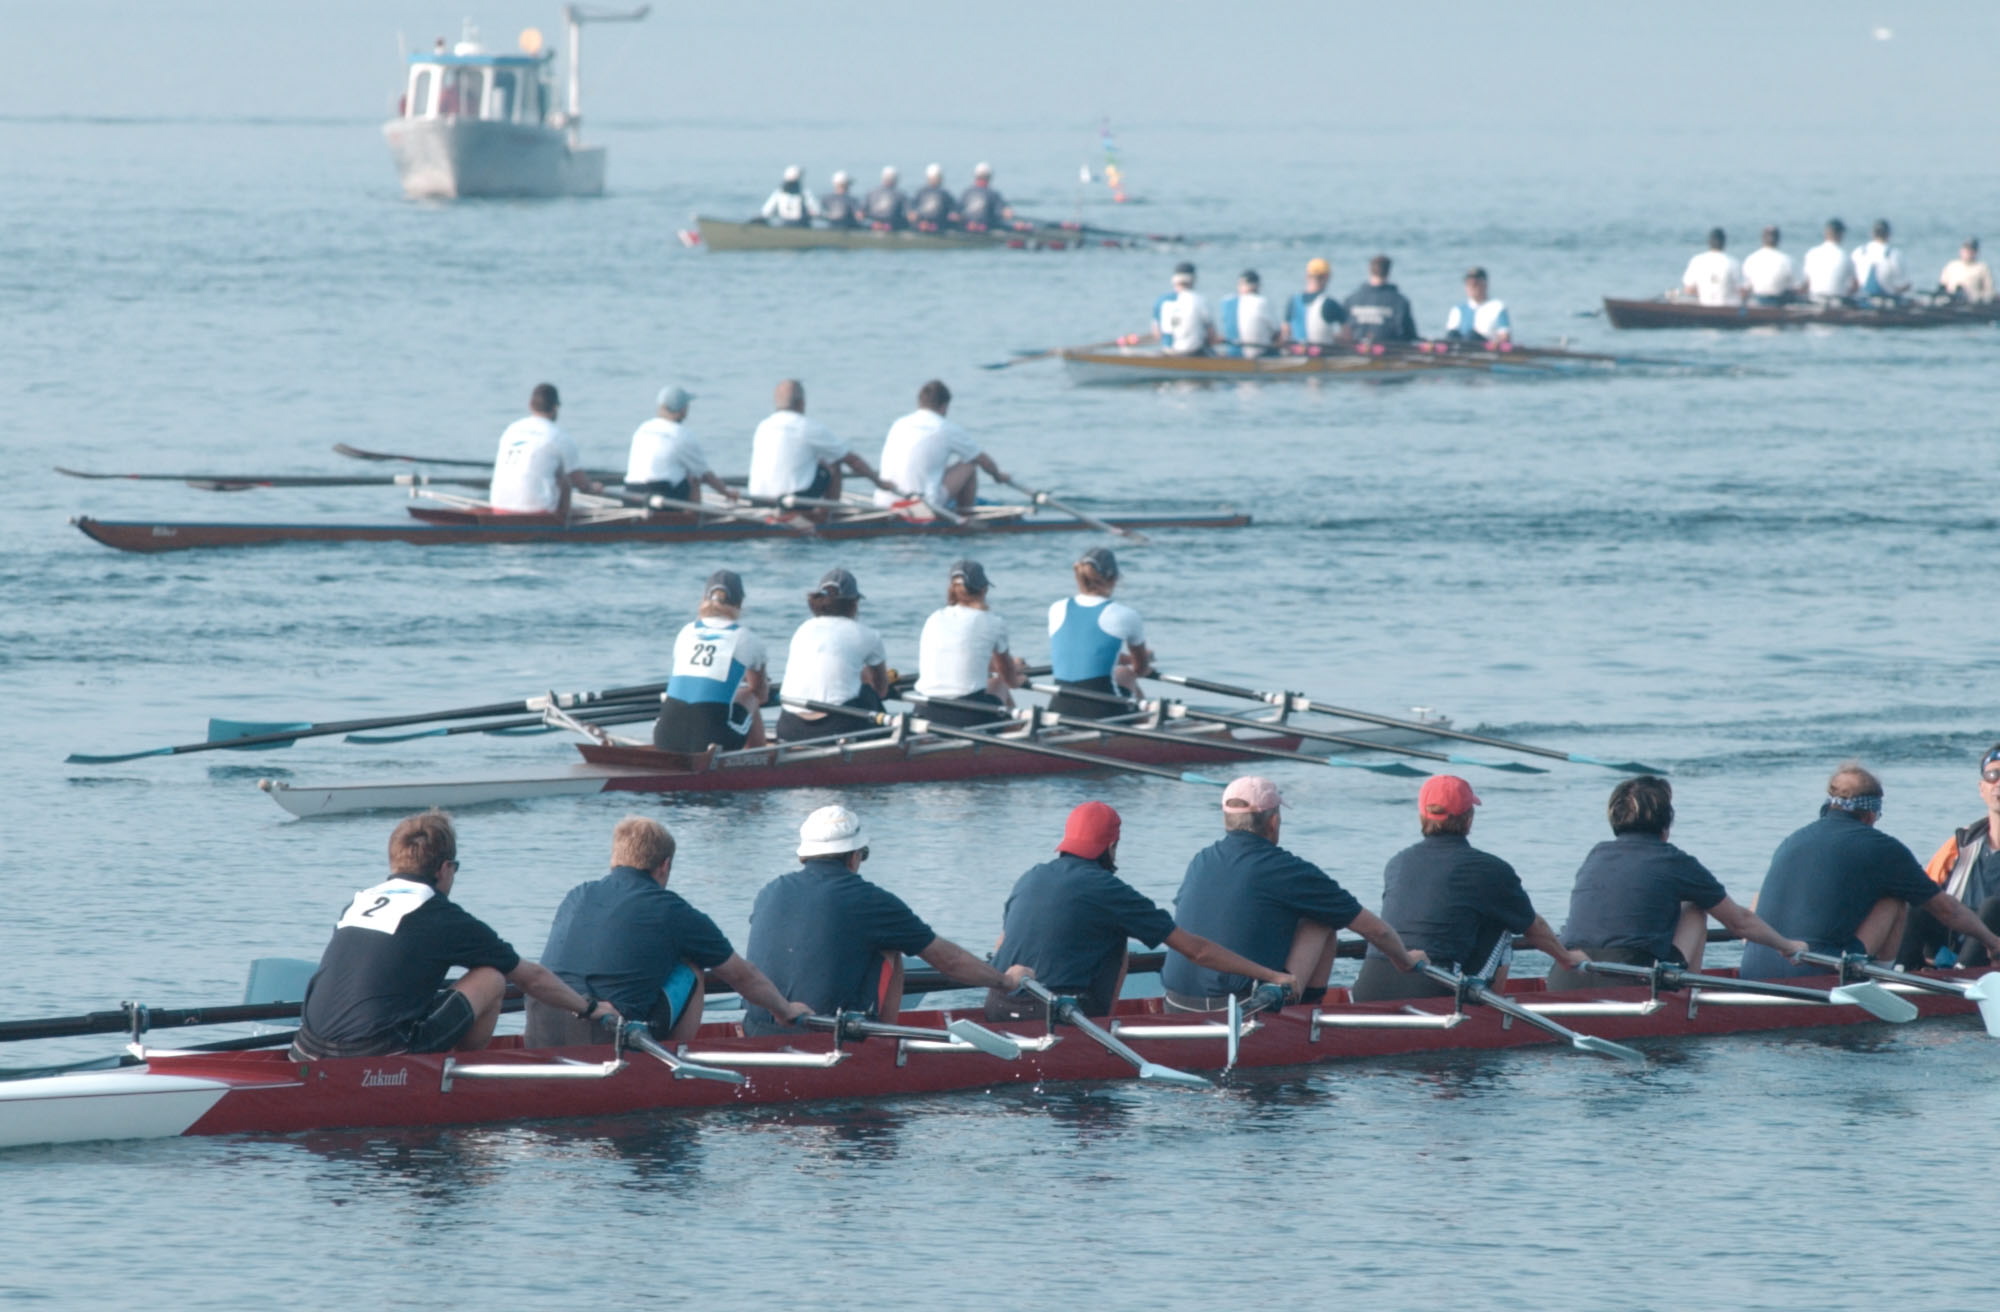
[1802,218,1858,303]
[864,166,911,231]
[1543,777,1804,992]
[872,379,1005,513]
[1679,227,1745,307]
[1442,266,1512,344]
[1738,763,2000,980]
[911,558,1024,727]
[1939,237,1994,303]
[1045,545,1152,720]
[1152,262,1217,356]
[774,566,890,742]
[958,162,1014,232]
[987,801,1296,1020]
[1283,257,1350,349]
[1344,254,1419,346]
[653,568,770,753]
[1740,226,1801,305]
[292,811,620,1060]
[910,163,956,231]
[1219,269,1282,357]
[489,382,601,514]
[1896,745,2000,969]
[741,805,1034,1036]
[759,164,819,227]
[1349,777,1584,1003]
[745,379,881,506]
[623,385,736,505]
[1851,219,1911,302]
[524,817,810,1047]
[1162,777,1425,1011]
[819,170,862,228]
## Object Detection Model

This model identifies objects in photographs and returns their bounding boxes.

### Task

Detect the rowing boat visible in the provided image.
[1,964,1982,1149]
[72,503,1248,554]
[693,216,1133,253]
[1058,341,1635,385]
[1602,296,2000,330]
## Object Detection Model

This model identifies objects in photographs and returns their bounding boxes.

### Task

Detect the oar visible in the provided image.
[1018,980,1210,1088]
[784,699,1229,786]
[345,701,662,743]
[982,337,1132,370]
[993,472,1147,543]
[67,683,669,764]
[618,1022,746,1084]
[1153,673,1665,774]
[55,467,491,491]
[330,443,630,485]
[1797,952,2000,1037]
[1421,964,1645,1063]
[1581,960,1916,1023]
[611,488,815,536]
[798,1012,1022,1060]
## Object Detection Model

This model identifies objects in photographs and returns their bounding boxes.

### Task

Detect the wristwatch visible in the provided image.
[575,995,599,1020]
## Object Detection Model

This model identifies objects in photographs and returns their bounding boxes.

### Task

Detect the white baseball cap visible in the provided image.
[831,169,851,186]
[782,164,801,183]
[798,804,867,858]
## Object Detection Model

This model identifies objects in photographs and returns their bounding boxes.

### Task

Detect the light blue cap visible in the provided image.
[657,385,693,412]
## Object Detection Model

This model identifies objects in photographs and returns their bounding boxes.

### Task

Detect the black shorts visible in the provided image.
[654,698,751,753]
[1044,676,1132,721]
[916,689,1008,728]
[773,687,884,743]
[627,478,693,505]
[293,989,475,1060]
[803,464,834,499]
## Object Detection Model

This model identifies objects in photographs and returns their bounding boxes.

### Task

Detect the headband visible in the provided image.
[1827,794,1883,814]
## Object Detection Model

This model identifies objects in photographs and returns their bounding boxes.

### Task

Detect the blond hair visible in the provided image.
[389,810,457,880]
[611,815,676,870]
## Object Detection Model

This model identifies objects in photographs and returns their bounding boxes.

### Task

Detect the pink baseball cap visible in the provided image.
[1418,775,1481,817]
[1222,775,1283,811]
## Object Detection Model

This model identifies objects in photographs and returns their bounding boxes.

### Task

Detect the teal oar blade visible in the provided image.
[1446,754,1548,774]
[1179,772,1230,787]
[1565,753,1666,774]
[208,719,312,748]
[66,745,175,764]
[1325,757,1430,777]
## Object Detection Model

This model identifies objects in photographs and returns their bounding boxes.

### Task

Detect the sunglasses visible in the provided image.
[1983,764,2000,784]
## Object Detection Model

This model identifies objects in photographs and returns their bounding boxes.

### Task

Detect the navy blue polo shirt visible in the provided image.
[1367,833,1537,969]
[1559,832,1728,961]
[1163,830,1363,997]
[741,858,937,1035]
[1740,807,1938,979]
[993,853,1177,1016]
[539,866,736,1018]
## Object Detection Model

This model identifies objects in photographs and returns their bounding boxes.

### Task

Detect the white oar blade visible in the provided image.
[1963,973,2000,1038]
[674,1059,747,1085]
[1572,1035,1646,1064]
[946,1019,1023,1060]
[1138,1061,1213,1090]
[1827,983,1919,1023]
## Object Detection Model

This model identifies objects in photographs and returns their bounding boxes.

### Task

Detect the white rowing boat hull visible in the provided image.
[261,766,638,819]
[0,1071,235,1149]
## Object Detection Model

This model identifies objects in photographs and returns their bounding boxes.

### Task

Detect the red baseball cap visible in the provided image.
[1058,801,1122,859]
[1418,775,1481,818]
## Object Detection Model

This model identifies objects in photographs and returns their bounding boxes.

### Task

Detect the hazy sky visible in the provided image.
[3,0,1990,135]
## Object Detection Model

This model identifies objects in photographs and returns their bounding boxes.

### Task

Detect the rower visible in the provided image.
[1741,226,1801,305]
[911,558,1024,727]
[1219,269,1282,358]
[745,379,881,506]
[1939,237,1994,304]
[1896,745,2000,969]
[1802,218,1858,303]
[623,384,736,505]
[759,164,819,227]
[1852,219,1912,302]
[741,805,1033,1036]
[1349,777,1585,1003]
[864,166,911,231]
[1543,776,1804,992]
[1679,227,1745,307]
[1283,257,1349,349]
[292,811,619,1060]
[910,163,956,231]
[524,817,810,1047]
[653,569,770,753]
[1045,545,1151,720]
[1162,776,1425,1012]
[1442,266,1511,344]
[773,566,889,742]
[958,162,1014,232]
[1152,262,1217,356]
[1739,763,2000,980]
[986,800,1296,1020]
[819,170,862,229]
[489,382,601,514]
[871,379,1005,513]
[1344,254,1418,346]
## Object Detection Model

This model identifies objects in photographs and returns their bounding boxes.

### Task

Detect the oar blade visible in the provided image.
[1179,772,1231,787]
[945,1019,1023,1060]
[1138,1060,1213,1090]
[1963,973,2000,1038]
[65,745,173,765]
[1571,1034,1646,1064]
[1826,983,1919,1023]
[1566,753,1667,775]
[207,719,312,748]
[1445,754,1548,774]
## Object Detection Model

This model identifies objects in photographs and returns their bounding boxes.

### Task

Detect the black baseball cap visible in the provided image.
[704,569,744,606]
[1075,545,1119,580]
[814,566,863,599]
[949,558,991,591]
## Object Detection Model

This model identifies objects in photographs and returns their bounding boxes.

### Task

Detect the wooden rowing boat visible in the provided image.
[1,965,1982,1149]
[1058,341,1635,385]
[693,216,1130,253]
[1602,296,2000,330]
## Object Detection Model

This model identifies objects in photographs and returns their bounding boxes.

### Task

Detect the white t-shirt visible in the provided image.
[760,188,820,223]
[1154,289,1216,355]
[1741,247,1798,298]
[914,605,1010,699]
[1802,240,1857,298]
[747,411,848,500]
[489,415,581,513]
[1445,298,1511,339]
[1852,240,1910,296]
[624,417,711,487]
[873,408,982,508]
[781,615,887,706]
[1941,258,1995,303]
[1680,250,1745,306]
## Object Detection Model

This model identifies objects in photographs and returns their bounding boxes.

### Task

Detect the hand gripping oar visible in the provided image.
[1420,964,1645,1063]
[993,473,1148,544]
[1020,980,1211,1089]
[799,1012,1022,1060]
[617,1022,746,1084]
[1798,952,2000,1037]
[1154,673,1665,775]
[1581,960,1917,1023]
